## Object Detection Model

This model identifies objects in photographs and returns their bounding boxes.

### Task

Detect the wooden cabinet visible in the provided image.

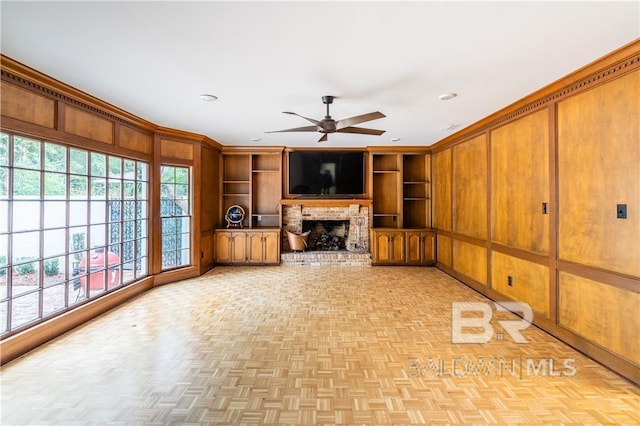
[220,148,283,229]
[247,230,280,264]
[215,231,247,264]
[371,230,405,264]
[216,229,280,265]
[371,229,435,265]
[369,149,434,266]
[405,230,435,265]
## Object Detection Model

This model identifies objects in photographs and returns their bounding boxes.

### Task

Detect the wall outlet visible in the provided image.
[542,202,549,214]
[617,204,627,219]
[507,275,513,286]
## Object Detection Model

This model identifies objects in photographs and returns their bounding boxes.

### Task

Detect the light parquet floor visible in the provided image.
[1,266,639,425]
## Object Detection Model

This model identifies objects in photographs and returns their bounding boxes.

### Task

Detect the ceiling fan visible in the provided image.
[267,96,385,143]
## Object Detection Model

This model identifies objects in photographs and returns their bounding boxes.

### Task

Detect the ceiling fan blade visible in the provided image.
[317,134,328,143]
[265,125,318,133]
[336,111,385,129]
[283,111,320,125]
[337,126,386,136]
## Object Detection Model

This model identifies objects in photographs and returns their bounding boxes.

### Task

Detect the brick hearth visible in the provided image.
[281,203,371,266]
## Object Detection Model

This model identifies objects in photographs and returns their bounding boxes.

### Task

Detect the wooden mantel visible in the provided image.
[280,198,372,207]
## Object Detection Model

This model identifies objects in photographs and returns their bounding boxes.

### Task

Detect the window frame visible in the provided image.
[159,164,192,271]
[0,132,150,337]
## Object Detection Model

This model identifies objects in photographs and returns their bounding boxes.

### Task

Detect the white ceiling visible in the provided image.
[1,1,639,148]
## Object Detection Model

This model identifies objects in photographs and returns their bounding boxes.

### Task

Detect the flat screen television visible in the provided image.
[288,151,365,197]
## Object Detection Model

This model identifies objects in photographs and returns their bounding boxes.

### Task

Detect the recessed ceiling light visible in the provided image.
[390,138,401,142]
[199,94,218,102]
[438,93,458,101]
[441,124,461,131]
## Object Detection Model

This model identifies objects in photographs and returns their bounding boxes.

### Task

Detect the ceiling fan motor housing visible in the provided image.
[319,118,337,133]
[321,95,335,105]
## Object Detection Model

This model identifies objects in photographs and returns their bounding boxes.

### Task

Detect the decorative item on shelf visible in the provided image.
[225,205,245,228]
[286,230,310,252]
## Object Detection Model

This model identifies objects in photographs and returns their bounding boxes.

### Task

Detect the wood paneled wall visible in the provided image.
[557,70,640,277]
[0,55,222,363]
[431,40,640,384]
[491,109,550,255]
[452,134,488,240]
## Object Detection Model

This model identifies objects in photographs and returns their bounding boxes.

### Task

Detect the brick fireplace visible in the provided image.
[281,202,372,266]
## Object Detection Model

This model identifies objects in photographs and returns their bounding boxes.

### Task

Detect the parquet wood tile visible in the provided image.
[1,266,639,425]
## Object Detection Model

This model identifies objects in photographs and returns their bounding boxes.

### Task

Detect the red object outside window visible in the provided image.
[77,248,121,291]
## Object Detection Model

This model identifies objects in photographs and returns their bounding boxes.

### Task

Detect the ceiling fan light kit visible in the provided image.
[267,95,386,143]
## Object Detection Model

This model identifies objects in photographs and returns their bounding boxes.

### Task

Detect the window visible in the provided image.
[160,165,191,270]
[0,133,149,335]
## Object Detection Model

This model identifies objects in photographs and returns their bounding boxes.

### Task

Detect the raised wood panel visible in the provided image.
[201,147,219,234]
[247,233,264,263]
[1,80,55,128]
[436,234,452,267]
[491,251,549,317]
[558,70,640,277]
[262,231,280,264]
[118,125,152,154]
[200,234,214,267]
[453,135,488,239]
[432,149,451,231]
[558,271,640,365]
[491,109,550,254]
[371,230,404,264]
[64,105,114,144]
[231,233,247,262]
[215,232,232,263]
[160,139,194,161]
[452,239,487,285]
[405,231,434,265]
[405,232,422,264]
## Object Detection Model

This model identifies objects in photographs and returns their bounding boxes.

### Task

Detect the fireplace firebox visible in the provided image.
[302,220,349,251]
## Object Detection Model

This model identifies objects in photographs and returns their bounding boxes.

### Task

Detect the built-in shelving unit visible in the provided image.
[220,148,284,229]
[369,149,433,266]
[251,153,281,228]
[372,153,401,228]
[402,154,430,229]
[222,154,251,228]
[370,150,431,229]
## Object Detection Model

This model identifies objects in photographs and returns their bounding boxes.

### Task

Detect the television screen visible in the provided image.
[288,151,365,196]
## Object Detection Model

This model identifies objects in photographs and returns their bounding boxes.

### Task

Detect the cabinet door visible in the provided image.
[405,231,423,264]
[231,232,247,263]
[406,231,436,265]
[372,231,404,264]
[389,232,405,263]
[247,232,265,263]
[215,232,233,263]
[421,232,435,264]
[372,231,390,263]
[262,231,280,264]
